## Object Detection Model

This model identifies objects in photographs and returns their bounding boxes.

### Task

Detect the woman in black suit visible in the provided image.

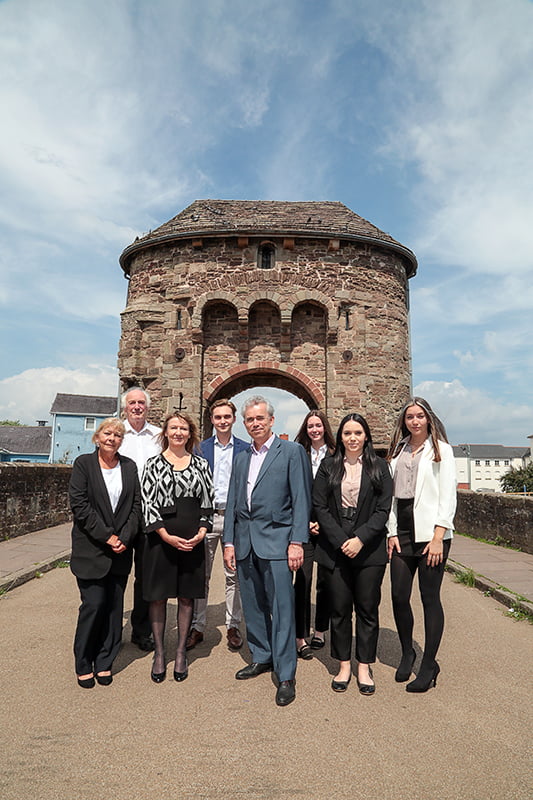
[313,414,392,695]
[69,418,141,688]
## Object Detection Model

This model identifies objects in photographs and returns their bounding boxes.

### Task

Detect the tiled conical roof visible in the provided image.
[120,200,416,275]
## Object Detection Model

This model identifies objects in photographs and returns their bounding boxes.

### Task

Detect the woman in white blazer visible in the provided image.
[387,397,456,693]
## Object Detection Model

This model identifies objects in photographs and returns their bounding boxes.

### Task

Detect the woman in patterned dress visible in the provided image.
[141,413,214,683]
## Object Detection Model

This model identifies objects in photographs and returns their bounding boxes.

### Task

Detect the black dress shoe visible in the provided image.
[357,666,375,695]
[151,668,166,683]
[395,648,416,682]
[131,633,155,652]
[331,675,351,692]
[96,673,113,686]
[235,662,273,680]
[406,662,440,693]
[310,636,325,650]
[77,675,95,689]
[173,666,189,682]
[276,679,296,706]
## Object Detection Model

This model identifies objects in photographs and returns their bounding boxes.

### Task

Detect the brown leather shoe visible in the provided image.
[185,628,204,651]
[226,627,243,650]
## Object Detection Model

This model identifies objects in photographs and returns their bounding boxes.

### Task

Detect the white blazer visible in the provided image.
[387,438,457,542]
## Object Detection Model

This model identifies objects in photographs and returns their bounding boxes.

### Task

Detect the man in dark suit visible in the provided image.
[223,395,312,706]
[186,399,249,652]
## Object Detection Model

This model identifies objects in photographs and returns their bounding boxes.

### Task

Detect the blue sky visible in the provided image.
[1,0,532,445]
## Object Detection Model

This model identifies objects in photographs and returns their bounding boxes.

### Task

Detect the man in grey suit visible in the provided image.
[223,395,312,706]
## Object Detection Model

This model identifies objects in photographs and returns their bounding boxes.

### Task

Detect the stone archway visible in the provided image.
[201,363,323,436]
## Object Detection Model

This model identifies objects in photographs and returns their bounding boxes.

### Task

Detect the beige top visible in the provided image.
[341,457,362,507]
[393,441,425,499]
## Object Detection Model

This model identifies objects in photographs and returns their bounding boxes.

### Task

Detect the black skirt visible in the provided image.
[143,497,206,601]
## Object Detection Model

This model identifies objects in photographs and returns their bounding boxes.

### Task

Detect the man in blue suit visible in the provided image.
[223,395,312,706]
[186,399,249,652]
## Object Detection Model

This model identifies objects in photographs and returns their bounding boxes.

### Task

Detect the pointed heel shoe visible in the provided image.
[331,675,351,692]
[395,648,416,683]
[406,662,440,693]
[174,658,189,682]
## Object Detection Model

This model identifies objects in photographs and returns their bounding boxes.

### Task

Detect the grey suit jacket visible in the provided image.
[223,437,312,561]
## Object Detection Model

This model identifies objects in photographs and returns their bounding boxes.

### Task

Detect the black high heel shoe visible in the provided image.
[96,673,113,686]
[406,662,440,693]
[151,655,166,683]
[174,657,188,682]
[357,666,375,695]
[395,648,416,683]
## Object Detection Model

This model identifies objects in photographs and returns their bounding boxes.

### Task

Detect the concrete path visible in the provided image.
[0,528,533,800]
[1,524,532,612]
[0,528,531,800]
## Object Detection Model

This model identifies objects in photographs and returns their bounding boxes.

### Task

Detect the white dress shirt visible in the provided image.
[119,419,162,475]
[213,435,235,508]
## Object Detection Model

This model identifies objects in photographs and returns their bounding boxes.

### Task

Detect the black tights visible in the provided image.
[390,546,449,668]
[149,597,194,673]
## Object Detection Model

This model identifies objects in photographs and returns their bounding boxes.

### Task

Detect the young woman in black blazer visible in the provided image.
[69,418,141,688]
[313,414,393,694]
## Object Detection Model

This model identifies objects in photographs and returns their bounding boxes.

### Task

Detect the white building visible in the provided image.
[453,444,530,492]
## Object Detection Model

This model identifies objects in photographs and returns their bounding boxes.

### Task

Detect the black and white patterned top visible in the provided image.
[141,453,214,533]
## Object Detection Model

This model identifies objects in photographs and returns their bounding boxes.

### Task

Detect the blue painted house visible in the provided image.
[49,393,118,464]
[0,423,52,462]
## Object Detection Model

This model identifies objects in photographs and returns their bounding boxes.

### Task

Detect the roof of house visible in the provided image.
[453,444,530,459]
[120,199,417,276]
[0,425,52,455]
[49,393,118,416]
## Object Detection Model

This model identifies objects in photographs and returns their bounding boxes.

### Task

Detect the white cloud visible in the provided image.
[0,365,119,425]
[413,379,533,445]
[368,0,533,275]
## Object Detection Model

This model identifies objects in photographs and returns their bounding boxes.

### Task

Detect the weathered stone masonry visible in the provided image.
[118,200,417,448]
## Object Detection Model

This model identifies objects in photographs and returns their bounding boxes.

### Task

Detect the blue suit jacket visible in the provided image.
[199,434,249,473]
[223,437,312,561]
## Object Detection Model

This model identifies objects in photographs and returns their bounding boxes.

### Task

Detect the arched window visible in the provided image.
[258,242,276,270]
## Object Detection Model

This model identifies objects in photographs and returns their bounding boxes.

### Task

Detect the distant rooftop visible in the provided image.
[50,393,117,416]
[453,444,530,459]
[0,425,52,456]
[120,199,417,276]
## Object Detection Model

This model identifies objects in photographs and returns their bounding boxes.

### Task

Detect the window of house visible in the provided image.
[85,417,96,431]
[494,460,499,466]
[485,460,491,466]
[475,460,481,466]
[258,243,275,269]
[504,460,509,466]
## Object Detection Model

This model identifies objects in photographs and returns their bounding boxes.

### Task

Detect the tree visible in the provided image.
[500,463,533,493]
[0,420,24,426]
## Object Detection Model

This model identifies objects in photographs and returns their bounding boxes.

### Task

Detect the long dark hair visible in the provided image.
[328,413,383,491]
[387,396,449,463]
[294,409,335,454]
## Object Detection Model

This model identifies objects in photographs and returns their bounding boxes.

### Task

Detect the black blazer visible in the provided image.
[69,450,141,580]
[312,455,393,569]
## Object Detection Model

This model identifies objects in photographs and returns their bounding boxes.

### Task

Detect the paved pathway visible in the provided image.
[1,525,531,800]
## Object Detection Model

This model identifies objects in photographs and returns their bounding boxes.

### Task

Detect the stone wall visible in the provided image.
[0,463,72,540]
[455,490,532,554]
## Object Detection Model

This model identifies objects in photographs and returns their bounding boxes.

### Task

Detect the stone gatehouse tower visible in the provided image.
[118,200,417,448]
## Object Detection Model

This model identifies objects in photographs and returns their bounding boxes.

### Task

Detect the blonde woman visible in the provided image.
[69,418,141,688]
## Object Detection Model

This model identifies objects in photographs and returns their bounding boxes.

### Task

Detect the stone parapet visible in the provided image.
[0,463,72,540]
[455,489,532,554]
